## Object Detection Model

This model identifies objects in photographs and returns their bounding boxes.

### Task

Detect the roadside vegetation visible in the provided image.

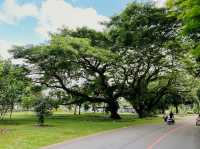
[0,112,162,149]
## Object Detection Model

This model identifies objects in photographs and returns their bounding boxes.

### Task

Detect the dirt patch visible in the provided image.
[34,124,54,128]
[0,128,10,135]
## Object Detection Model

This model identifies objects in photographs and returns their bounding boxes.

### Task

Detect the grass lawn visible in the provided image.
[0,112,162,149]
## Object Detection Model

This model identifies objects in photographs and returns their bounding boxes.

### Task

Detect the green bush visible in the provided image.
[34,97,52,126]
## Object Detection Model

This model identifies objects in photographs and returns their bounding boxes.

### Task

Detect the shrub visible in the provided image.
[34,97,52,126]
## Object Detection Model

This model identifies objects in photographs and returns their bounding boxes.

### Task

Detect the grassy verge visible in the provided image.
[0,112,162,149]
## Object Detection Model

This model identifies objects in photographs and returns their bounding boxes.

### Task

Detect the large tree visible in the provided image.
[11,32,125,119]
[11,3,187,119]
[107,3,185,117]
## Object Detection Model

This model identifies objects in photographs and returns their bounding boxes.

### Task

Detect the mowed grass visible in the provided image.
[0,112,162,149]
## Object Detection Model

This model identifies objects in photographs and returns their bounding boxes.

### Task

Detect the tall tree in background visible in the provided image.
[0,60,29,119]
[168,1,200,114]
[107,3,186,117]
[167,0,200,71]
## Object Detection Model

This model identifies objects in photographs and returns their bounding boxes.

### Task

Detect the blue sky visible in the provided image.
[0,0,135,44]
[0,0,166,58]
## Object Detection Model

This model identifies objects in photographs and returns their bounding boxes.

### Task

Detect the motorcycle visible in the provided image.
[166,117,175,125]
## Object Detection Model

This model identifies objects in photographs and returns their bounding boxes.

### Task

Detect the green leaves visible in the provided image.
[109,3,178,49]
[51,35,116,62]
[0,60,30,118]
[9,2,196,118]
[167,0,200,57]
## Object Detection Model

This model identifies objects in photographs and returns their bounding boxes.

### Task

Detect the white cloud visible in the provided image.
[0,40,13,58]
[0,0,109,59]
[0,0,38,24]
[0,39,25,60]
[35,0,109,37]
[153,0,167,8]
[0,0,109,38]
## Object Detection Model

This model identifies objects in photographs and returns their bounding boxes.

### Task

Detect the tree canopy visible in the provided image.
[9,2,199,119]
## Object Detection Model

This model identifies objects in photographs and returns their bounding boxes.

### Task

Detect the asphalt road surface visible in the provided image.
[42,116,200,149]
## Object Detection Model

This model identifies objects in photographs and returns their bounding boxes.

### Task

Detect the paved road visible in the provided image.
[42,116,200,149]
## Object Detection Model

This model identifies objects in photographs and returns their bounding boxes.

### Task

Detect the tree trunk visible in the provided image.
[74,105,77,115]
[39,114,44,126]
[108,101,121,119]
[161,106,165,114]
[175,105,179,114]
[78,104,81,115]
[92,104,96,113]
[10,103,14,119]
[136,109,146,118]
[134,105,148,118]
[103,103,106,113]
[110,109,121,119]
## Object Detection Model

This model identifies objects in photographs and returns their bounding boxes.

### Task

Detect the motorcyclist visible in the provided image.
[169,111,174,119]
[167,111,175,124]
